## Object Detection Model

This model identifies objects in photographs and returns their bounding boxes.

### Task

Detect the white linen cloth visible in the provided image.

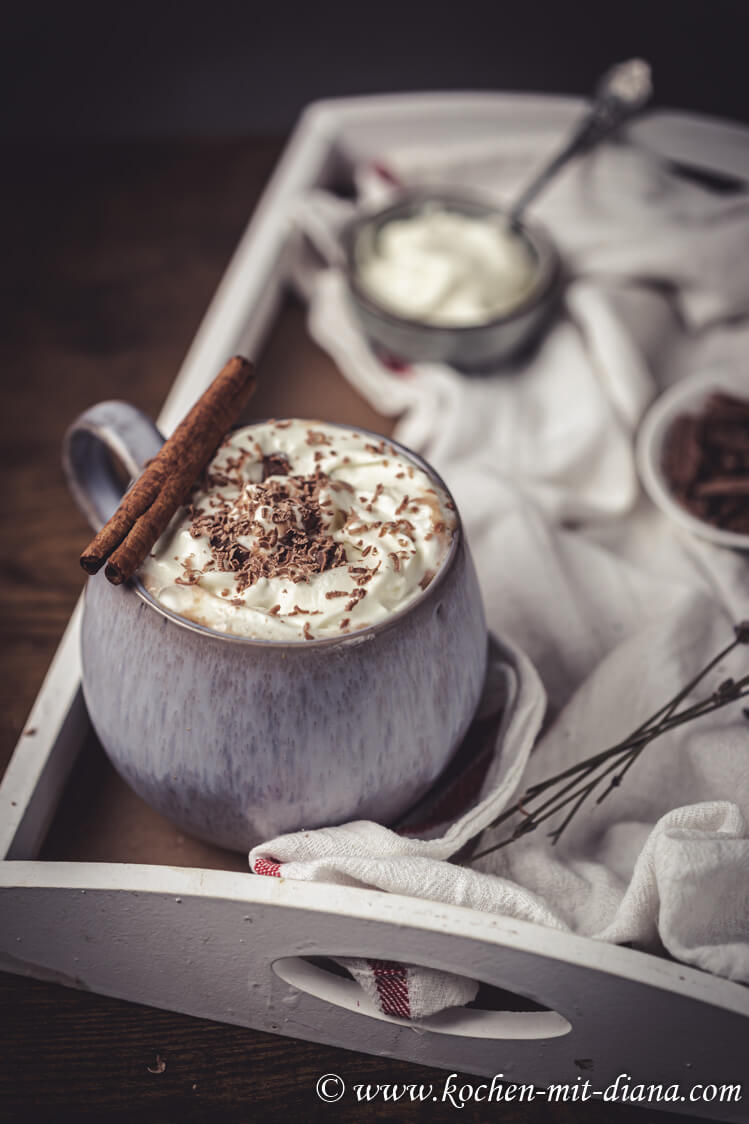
[250,134,749,1020]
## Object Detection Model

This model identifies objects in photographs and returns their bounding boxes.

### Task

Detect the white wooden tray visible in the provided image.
[2,93,748,1122]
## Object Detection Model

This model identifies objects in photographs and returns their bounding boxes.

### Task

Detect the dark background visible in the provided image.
[2,0,749,139]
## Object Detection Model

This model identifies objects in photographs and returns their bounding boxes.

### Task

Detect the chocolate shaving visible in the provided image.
[306,429,331,447]
[288,604,322,616]
[663,415,702,493]
[175,571,201,586]
[377,517,416,540]
[696,477,749,498]
[262,453,291,480]
[189,470,348,590]
[419,570,436,590]
[345,588,367,612]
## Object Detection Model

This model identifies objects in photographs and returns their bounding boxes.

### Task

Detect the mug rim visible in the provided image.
[125,419,464,649]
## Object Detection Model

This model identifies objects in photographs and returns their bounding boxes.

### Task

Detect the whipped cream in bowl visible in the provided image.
[342,189,561,370]
[138,419,458,644]
[355,204,538,326]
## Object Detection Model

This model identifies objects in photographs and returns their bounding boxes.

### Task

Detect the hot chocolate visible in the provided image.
[139,419,457,641]
[66,399,486,848]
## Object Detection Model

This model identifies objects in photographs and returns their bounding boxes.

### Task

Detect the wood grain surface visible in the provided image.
[0,137,715,1124]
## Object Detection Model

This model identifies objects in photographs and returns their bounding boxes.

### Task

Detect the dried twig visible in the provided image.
[467,622,749,862]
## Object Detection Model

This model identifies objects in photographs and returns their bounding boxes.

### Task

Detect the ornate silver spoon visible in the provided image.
[509,58,653,223]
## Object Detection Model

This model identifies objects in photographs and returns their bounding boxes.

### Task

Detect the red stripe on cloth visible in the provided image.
[253,857,282,877]
[369,161,402,187]
[380,353,412,374]
[368,959,411,1018]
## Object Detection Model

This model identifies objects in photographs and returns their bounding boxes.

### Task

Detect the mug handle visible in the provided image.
[62,401,165,533]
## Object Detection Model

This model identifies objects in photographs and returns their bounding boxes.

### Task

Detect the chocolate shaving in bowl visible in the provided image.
[662,391,749,534]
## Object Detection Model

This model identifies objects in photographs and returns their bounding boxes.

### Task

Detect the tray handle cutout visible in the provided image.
[273,956,572,1040]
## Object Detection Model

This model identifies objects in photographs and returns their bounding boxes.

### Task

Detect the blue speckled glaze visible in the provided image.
[67,402,488,852]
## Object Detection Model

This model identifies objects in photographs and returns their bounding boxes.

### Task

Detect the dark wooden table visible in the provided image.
[0,137,720,1124]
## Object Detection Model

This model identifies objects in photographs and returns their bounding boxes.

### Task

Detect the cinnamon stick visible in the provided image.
[80,356,256,583]
[79,473,160,574]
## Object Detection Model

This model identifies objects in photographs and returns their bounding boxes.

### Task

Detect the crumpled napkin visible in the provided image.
[251,133,749,1019]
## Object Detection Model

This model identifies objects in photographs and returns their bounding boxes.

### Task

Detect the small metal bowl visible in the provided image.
[341,189,562,372]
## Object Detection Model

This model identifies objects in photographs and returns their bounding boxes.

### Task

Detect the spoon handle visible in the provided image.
[509,58,653,223]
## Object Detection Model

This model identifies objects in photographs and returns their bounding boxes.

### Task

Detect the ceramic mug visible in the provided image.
[63,402,488,852]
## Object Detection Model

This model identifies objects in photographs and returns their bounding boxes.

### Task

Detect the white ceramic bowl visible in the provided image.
[636,370,749,550]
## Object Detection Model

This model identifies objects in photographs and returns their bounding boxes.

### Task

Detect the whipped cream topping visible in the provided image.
[139,420,457,641]
[355,205,537,326]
